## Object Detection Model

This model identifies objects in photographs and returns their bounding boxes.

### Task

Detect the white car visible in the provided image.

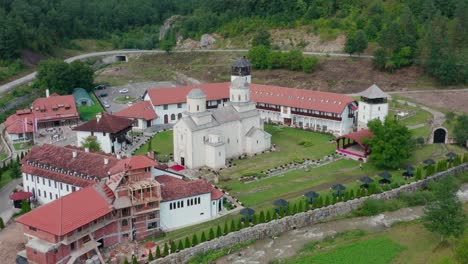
[103,101,111,108]
[127,102,133,107]
[119,88,129,93]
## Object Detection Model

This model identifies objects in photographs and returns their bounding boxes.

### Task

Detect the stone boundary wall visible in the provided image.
[151,163,468,264]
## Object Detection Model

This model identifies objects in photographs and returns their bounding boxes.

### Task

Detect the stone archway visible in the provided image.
[433,127,447,144]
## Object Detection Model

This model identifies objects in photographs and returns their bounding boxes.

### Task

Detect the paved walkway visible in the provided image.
[0,178,21,224]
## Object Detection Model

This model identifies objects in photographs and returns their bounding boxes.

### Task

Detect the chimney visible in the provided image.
[46,89,50,98]
[104,158,109,165]
[72,151,77,158]
[96,113,102,122]
[85,147,90,153]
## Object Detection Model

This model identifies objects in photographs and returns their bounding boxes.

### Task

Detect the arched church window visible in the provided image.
[171,114,176,120]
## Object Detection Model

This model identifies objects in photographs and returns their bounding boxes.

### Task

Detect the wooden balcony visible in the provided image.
[291,111,342,121]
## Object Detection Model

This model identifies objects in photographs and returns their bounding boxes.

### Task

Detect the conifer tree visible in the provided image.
[259,211,265,223]
[292,203,298,215]
[163,242,169,256]
[298,201,304,213]
[265,210,272,222]
[252,214,258,225]
[200,231,207,242]
[170,241,176,253]
[156,245,161,258]
[124,258,129,264]
[237,218,243,230]
[230,219,237,232]
[132,256,138,264]
[148,249,154,261]
[192,234,198,246]
[324,196,330,206]
[209,228,215,240]
[177,240,184,251]
[350,189,355,199]
[184,237,191,248]
[223,221,229,235]
[216,225,222,237]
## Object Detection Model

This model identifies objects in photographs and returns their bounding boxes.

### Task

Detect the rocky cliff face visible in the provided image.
[159,15,182,41]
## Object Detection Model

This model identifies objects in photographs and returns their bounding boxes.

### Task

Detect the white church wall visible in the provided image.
[159,193,212,230]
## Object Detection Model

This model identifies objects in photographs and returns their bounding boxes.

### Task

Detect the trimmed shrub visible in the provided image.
[156,245,161,258]
[216,225,222,237]
[184,237,191,249]
[163,242,169,256]
[200,231,207,242]
[170,241,176,253]
[0,217,4,229]
[265,210,272,222]
[209,228,215,240]
[148,250,154,261]
[259,211,265,223]
[177,240,184,251]
[132,256,138,264]
[223,221,229,235]
[192,234,199,246]
[230,219,237,232]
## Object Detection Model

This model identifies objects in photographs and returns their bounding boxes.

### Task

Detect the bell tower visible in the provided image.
[231,57,252,84]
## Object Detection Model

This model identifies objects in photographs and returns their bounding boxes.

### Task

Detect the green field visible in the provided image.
[77,93,104,121]
[135,130,173,160]
[292,236,405,264]
[115,96,136,103]
[13,142,31,151]
[219,124,336,179]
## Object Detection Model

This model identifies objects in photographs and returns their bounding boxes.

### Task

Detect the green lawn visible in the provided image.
[135,130,173,160]
[292,236,405,264]
[0,153,7,160]
[220,124,336,179]
[410,126,431,139]
[77,93,104,121]
[115,96,136,103]
[286,220,466,264]
[13,142,31,151]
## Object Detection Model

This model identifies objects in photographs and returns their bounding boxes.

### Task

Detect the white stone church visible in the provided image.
[173,77,272,169]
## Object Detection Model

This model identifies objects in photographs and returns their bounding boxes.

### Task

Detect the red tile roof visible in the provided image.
[251,84,354,114]
[145,82,354,114]
[73,112,134,133]
[110,155,158,174]
[22,144,120,179]
[146,83,230,106]
[9,191,33,201]
[5,94,79,134]
[156,175,223,201]
[336,129,373,149]
[22,164,93,188]
[16,186,112,236]
[5,110,35,134]
[31,94,79,122]
[115,101,158,121]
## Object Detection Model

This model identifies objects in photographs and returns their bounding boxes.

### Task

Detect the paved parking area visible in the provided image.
[35,126,77,147]
[95,81,179,114]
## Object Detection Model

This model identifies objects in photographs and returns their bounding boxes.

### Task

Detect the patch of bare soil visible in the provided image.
[269,28,346,53]
[20,50,47,67]
[0,223,27,263]
[252,58,434,93]
[97,66,132,77]
[395,90,468,113]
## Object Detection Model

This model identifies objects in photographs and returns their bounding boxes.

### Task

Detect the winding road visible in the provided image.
[0,49,373,96]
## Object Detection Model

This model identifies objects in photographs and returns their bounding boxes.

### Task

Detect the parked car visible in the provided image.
[119,88,129,93]
[127,101,133,107]
[94,84,107,90]
[103,101,111,108]
[99,93,108,98]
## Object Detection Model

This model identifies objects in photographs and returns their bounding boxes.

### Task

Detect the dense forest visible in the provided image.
[0,0,466,85]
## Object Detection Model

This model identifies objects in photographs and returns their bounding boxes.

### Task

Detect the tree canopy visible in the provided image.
[453,115,468,147]
[423,177,466,241]
[365,117,413,169]
[36,60,94,95]
[81,136,101,152]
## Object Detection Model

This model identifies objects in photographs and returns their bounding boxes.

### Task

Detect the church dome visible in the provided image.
[230,77,249,90]
[187,88,206,99]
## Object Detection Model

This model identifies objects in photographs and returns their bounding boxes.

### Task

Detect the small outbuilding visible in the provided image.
[73,88,94,106]
[336,129,373,162]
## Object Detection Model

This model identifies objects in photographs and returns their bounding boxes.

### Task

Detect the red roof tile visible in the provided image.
[251,84,355,114]
[146,83,230,106]
[31,94,79,122]
[9,191,33,201]
[22,164,93,188]
[145,82,354,114]
[22,144,120,179]
[5,111,35,134]
[16,186,111,236]
[336,129,373,149]
[73,112,133,133]
[110,155,158,174]
[115,101,158,121]
[156,175,222,201]
[211,188,224,200]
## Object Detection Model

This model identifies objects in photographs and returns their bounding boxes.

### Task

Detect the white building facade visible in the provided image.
[357,84,389,130]
[22,173,79,204]
[173,79,271,169]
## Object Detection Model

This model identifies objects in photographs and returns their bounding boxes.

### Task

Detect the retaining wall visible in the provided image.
[152,163,468,264]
